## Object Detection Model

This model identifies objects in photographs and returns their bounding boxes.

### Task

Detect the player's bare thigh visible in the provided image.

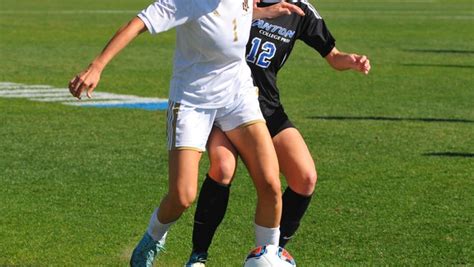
[207,127,238,185]
[272,127,317,196]
[225,122,279,191]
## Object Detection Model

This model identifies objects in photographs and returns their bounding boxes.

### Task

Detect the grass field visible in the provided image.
[1,0,473,266]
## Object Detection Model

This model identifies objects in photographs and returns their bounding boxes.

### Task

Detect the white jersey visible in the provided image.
[138,0,255,108]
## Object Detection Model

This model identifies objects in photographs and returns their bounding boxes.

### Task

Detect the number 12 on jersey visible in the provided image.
[246,37,276,68]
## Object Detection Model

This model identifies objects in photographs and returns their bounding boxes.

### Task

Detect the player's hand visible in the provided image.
[68,63,103,99]
[352,54,371,75]
[253,0,305,19]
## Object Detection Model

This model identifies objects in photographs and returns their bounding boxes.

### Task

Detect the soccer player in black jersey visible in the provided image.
[186,0,371,265]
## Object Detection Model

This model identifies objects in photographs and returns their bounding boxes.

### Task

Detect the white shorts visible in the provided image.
[166,87,264,151]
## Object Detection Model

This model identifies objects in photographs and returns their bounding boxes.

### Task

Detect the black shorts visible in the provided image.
[264,105,295,138]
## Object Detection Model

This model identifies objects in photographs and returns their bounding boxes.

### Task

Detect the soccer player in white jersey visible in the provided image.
[68,0,304,266]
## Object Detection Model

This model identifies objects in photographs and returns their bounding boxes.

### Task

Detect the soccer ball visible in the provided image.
[244,245,296,267]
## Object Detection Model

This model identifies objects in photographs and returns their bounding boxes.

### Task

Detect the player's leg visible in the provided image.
[131,102,212,267]
[158,149,202,222]
[225,122,282,245]
[187,128,238,265]
[272,127,317,247]
[214,86,281,247]
[132,149,202,267]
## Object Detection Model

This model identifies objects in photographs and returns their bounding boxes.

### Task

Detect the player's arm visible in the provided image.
[324,47,371,75]
[253,0,305,19]
[69,17,147,99]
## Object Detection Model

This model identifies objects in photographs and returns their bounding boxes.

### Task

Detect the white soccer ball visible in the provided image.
[244,245,296,267]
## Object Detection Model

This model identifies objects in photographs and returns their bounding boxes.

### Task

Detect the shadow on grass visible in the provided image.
[309,116,474,123]
[401,63,474,69]
[422,152,474,158]
[403,49,474,54]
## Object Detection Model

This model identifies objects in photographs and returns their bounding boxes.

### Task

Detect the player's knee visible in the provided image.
[176,195,195,210]
[289,169,317,196]
[208,158,236,185]
[169,188,197,210]
[303,169,317,192]
[255,176,282,202]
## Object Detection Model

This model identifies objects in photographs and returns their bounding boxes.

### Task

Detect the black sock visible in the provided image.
[279,187,312,248]
[192,174,231,254]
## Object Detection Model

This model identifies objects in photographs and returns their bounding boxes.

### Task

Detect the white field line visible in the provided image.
[29,96,83,102]
[0,82,18,86]
[34,96,139,102]
[33,97,159,103]
[0,82,168,109]
[1,9,472,19]
[0,89,69,95]
[0,10,138,15]
[65,99,165,106]
[329,10,474,16]
[33,94,161,103]
[0,93,70,99]
[0,84,52,89]
[321,0,438,2]
[322,10,474,20]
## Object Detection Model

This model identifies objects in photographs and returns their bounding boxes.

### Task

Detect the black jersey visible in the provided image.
[245,0,335,117]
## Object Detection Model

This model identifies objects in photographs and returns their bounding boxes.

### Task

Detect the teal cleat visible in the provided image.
[130,232,166,267]
[184,251,208,267]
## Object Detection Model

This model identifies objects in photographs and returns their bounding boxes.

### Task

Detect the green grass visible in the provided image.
[1,0,473,266]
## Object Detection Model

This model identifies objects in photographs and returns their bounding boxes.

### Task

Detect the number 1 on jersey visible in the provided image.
[246,37,276,68]
[233,18,238,42]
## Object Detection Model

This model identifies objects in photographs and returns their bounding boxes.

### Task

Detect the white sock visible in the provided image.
[147,208,175,243]
[255,223,280,246]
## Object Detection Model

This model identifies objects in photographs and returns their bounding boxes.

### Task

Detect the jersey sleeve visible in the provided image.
[298,1,336,57]
[137,0,195,34]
